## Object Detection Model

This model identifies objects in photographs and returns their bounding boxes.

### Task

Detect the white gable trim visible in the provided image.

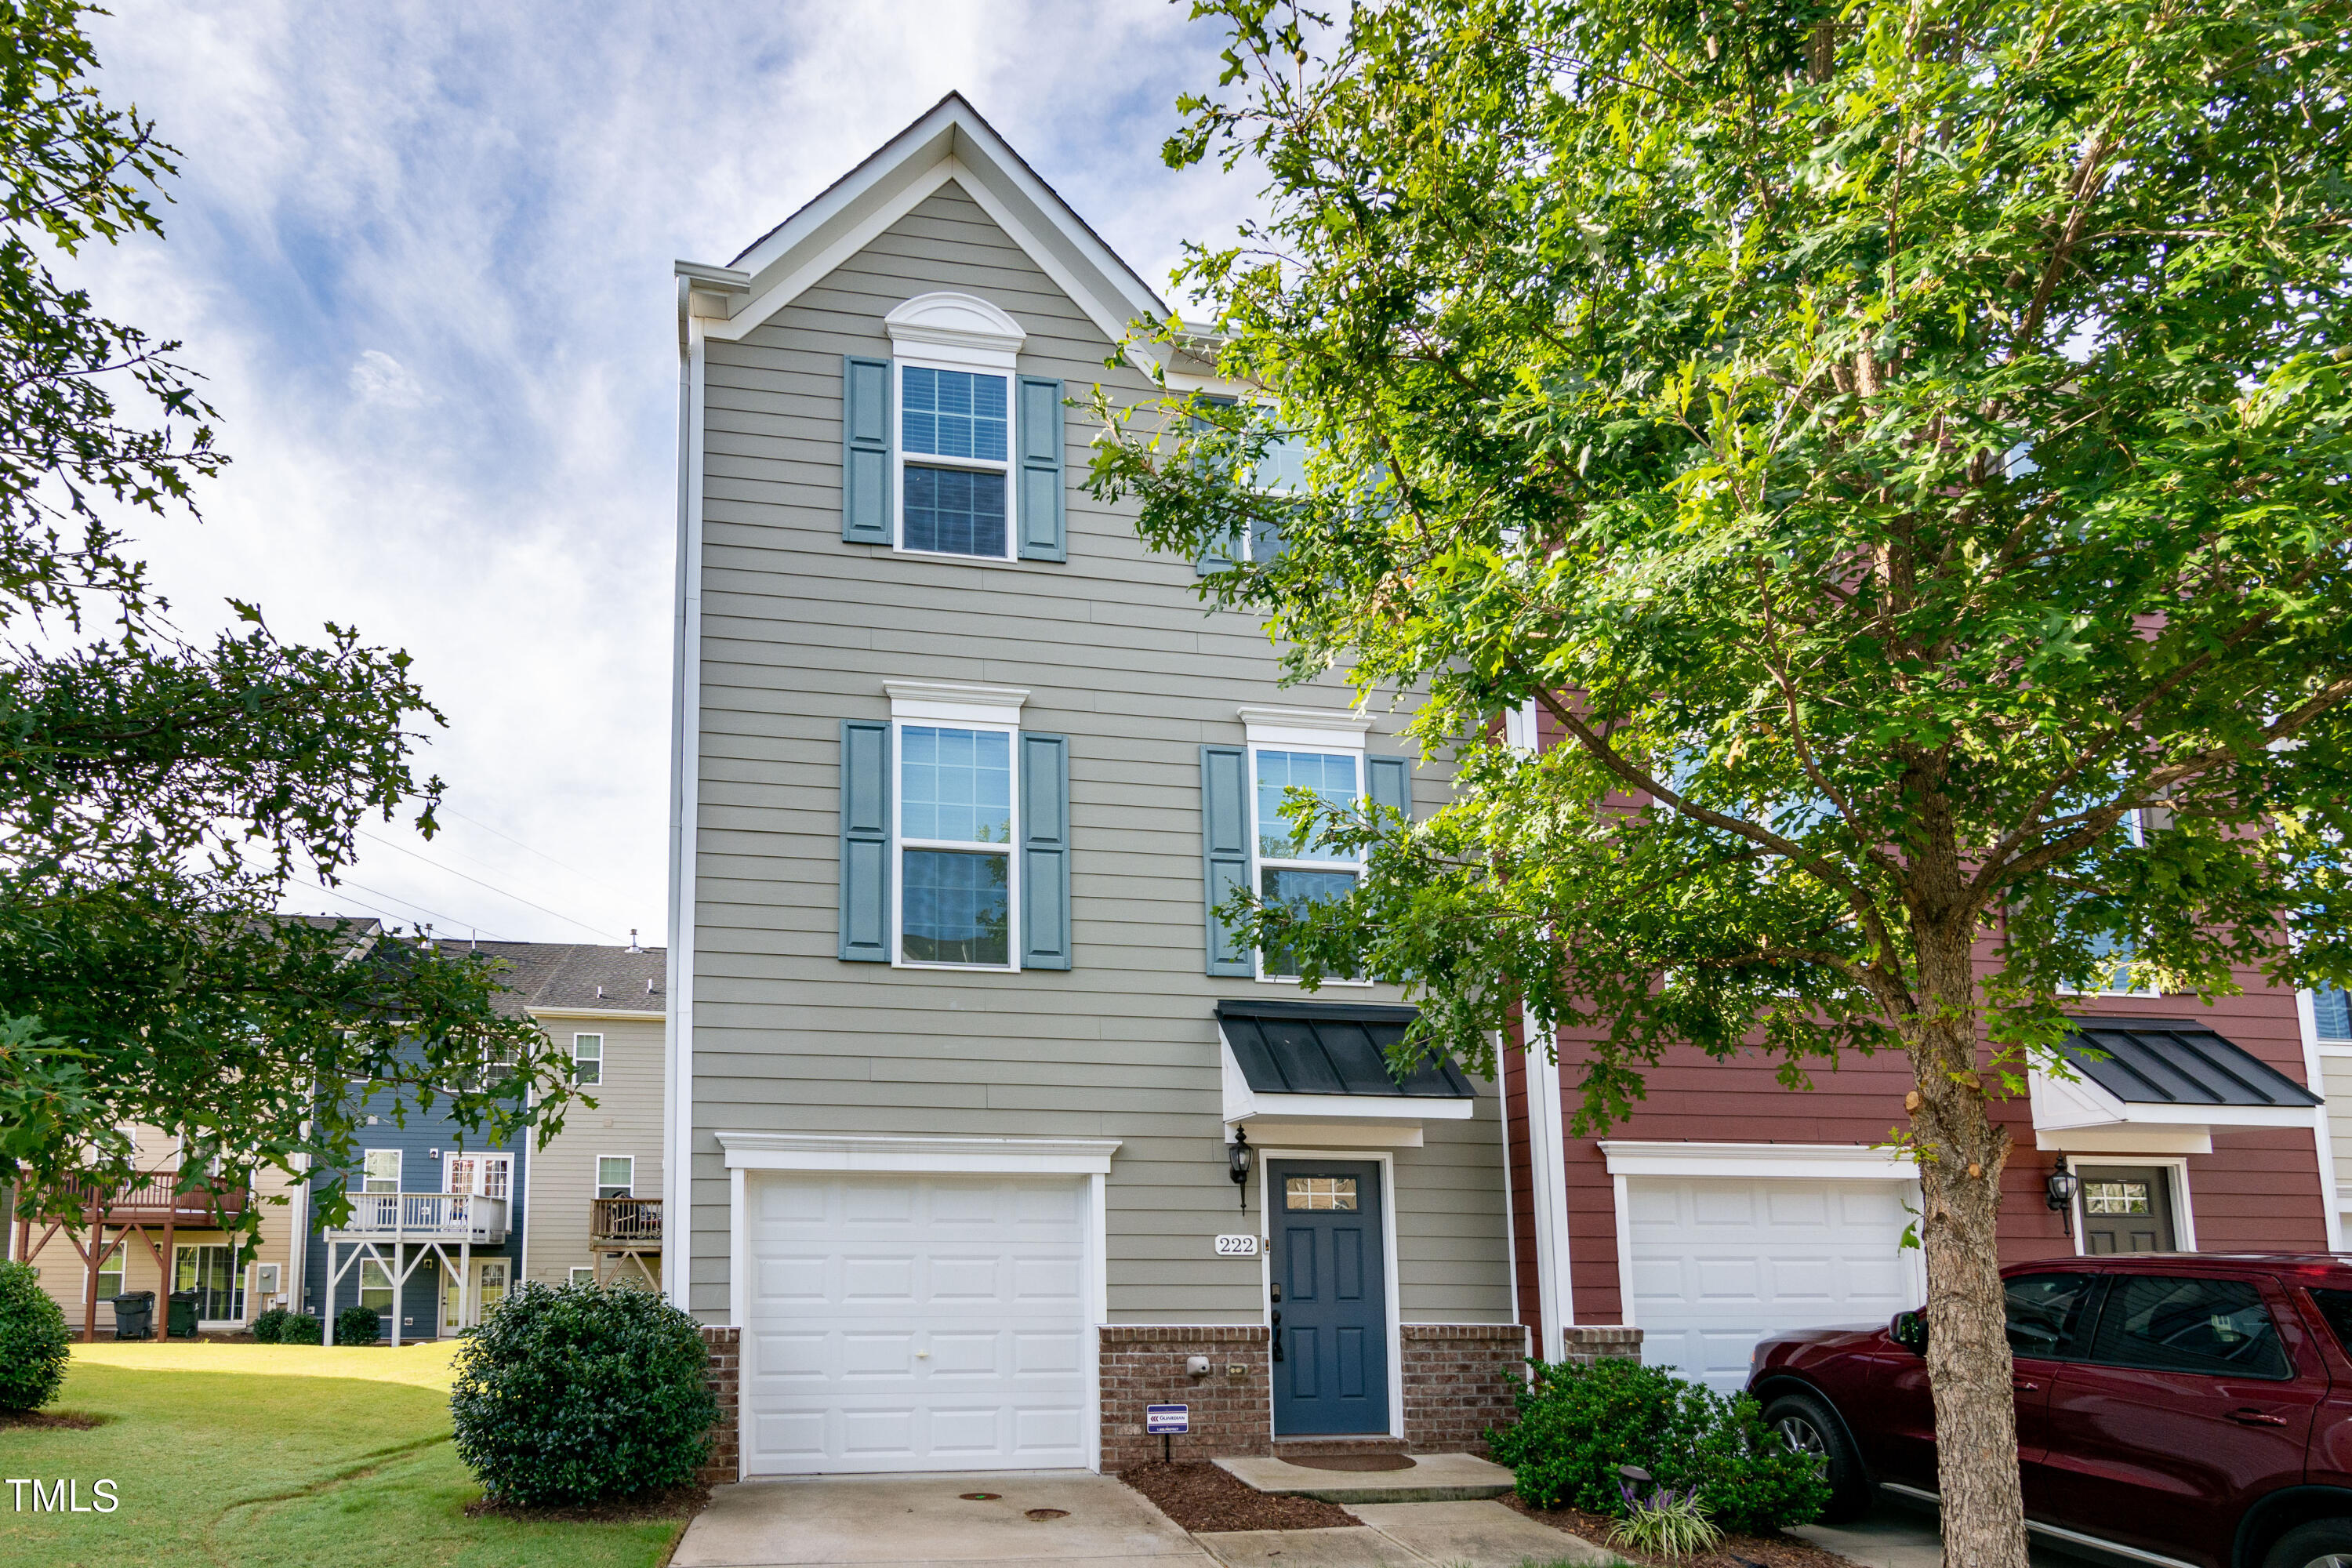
[695,97,1167,355]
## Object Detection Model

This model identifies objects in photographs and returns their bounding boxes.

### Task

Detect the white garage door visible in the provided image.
[1625,1176,1922,1393]
[745,1171,1090,1474]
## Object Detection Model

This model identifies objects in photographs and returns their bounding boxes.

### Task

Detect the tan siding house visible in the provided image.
[668,96,1519,1479]
[524,1010,665,1287]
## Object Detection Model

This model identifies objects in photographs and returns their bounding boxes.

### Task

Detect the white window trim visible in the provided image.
[884,680,1027,728]
[885,294,1027,564]
[572,1032,604,1086]
[2058,810,2161,997]
[889,708,1022,974]
[444,1151,514,1201]
[1244,720,1372,987]
[359,1148,400,1194]
[570,1266,597,1287]
[597,1154,635,1200]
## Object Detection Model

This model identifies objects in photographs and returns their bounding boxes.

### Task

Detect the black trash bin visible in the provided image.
[165,1289,201,1338]
[108,1290,154,1341]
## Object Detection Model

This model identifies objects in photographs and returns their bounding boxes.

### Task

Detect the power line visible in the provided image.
[439,805,637,903]
[354,828,620,942]
[268,862,505,939]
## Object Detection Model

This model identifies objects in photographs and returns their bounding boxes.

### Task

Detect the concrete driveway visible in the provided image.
[669,1471,1220,1568]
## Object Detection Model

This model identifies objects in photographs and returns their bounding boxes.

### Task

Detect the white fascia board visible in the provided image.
[884,679,1028,725]
[2029,1066,2312,1131]
[703,100,1164,357]
[528,1007,662,1022]
[1238,1120,1425,1149]
[1599,1140,1917,1182]
[2034,1125,2214,1156]
[714,1131,1120,1176]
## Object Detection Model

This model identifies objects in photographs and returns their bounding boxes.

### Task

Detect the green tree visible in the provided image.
[1092,3,2352,1563]
[0,1,557,1248]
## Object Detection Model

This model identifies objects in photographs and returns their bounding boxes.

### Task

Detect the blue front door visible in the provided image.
[1270,1160,1390,1436]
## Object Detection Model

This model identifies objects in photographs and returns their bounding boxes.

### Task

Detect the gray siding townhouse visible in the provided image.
[666,95,1522,1478]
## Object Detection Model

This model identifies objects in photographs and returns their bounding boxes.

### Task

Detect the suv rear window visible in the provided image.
[2006,1272,2099,1358]
[2088,1274,2290,1379]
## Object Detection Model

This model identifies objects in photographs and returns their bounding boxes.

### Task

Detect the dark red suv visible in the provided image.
[1748,1254,2352,1568]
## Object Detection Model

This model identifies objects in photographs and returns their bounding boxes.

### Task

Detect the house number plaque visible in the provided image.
[1214,1233,1260,1257]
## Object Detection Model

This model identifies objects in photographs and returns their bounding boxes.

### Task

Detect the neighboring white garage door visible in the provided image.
[1625,1175,1922,1392]
[745,1171,1089,1474]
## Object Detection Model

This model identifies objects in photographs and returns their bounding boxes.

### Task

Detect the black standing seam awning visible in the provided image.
[2060,1018,2320,1109]
[1215,999,1477,1100]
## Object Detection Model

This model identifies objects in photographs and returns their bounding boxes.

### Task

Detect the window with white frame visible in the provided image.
[93,1240,124,1301]
[572,1033,603,1086]
[596,1156,633,1200]
[1193,395,1306,573]
[358,1258,394,1314]
[1241,710,1374,982]
[445,1152,513,1202]
[359,1149,400,1193]
[570,1266,596,1287]
[2062,809,2158,996]
[897,720,1018,968]
[885,292,1026,561]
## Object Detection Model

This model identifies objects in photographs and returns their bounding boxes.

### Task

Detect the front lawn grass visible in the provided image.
[0,1341,691,1568]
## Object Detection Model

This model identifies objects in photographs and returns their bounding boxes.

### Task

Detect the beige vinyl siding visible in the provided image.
[16,1123,303,1330]
[689,179,1511,1326]
[524,1013,665,1286]
[2323,1055,2352,1209]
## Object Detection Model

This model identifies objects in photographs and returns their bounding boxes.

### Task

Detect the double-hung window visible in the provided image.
[572,1033,603,1086]
[840,292,1066,562]
[1201,707,1408,982]
[838,681,1072,972]
[2062,809,2158,996]
[359,1149,400,1194]
[596,1156,633,1200]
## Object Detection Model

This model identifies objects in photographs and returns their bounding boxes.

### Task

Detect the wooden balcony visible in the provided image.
[61,1175,250,1228]
[590,1196,661,1247]
[324,1192,508,1244]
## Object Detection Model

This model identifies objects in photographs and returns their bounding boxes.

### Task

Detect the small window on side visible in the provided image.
[2004,1272,2099,1359]
[2306,1287,2352,1359]
[570,1267,597,1287]
[597,1156,633,1201]
[2088,1274,2290,1379]
[572,1033,604,1087]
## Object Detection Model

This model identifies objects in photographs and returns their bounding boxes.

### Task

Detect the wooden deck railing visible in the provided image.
[590,1196,662,1244]
[56,1175,250,1227]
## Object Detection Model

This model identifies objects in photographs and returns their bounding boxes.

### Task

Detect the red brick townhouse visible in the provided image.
[1497,710,2340,1392]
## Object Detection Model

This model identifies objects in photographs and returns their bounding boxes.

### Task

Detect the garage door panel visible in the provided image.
[1628,1175,1919,1392]
[747,1172,1090,1474]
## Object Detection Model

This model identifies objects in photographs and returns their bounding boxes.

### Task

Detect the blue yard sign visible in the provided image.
[1145,1404,1189,1435]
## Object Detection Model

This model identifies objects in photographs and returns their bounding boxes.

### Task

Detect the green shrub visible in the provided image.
[279,1313,323,1345]
[452,1279,717,1505]
[0,1259,72,1410]
[250,1306,291,1343]
[335,1305,382,1345]
[1488,1357,1829,1535]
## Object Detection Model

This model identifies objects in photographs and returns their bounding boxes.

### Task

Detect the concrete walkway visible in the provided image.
[1199,1499,1620,1568]
[669,1471,1219,1568]
[1794,1493,2105,1568]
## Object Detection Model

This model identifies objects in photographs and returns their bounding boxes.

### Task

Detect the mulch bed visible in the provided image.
[0,1410,105,1430]
[1118,1461,1357,1533]
[1504,1494,1857,1568]
[463,1482,710,1525]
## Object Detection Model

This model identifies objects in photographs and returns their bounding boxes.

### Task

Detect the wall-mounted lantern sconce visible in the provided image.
[1228,1127,1252,1211]
[2045,1156,2081,1238]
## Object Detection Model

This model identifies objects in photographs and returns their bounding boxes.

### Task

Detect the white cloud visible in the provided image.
[348,349,428,408]
[69,0,1258,945]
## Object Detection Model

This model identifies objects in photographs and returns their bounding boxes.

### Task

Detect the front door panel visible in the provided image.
[1271,1161,1390,1436]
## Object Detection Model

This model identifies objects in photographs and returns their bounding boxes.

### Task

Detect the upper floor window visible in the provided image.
[2061,809,2158,997]
[839,292,1066,564]
[572,1033,603,1086]
[358,1149,399,1194]
[838,681,1072,974]
[597,1156,634,1200]
[2315,985,2350,1042]
[1252,746,1363,981]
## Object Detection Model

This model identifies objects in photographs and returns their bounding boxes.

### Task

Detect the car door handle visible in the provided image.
[2012,1378,2039,1392]
[2227,1408,2289,1427]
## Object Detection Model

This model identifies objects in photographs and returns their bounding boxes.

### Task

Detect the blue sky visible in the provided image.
[76,0,1254,946]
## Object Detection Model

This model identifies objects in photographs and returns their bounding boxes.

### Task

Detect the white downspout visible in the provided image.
[662,275,710,1309]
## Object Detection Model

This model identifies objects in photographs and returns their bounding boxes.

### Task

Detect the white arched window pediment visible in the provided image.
[884,291,1025,372]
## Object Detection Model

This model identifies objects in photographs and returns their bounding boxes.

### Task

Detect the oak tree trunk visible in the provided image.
[1908,919,2028,1568]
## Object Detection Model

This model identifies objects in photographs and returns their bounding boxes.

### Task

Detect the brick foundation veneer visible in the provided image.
[1399,1323,1530,1455]
[1559,1323,1643,1364]
[699,1324,741,1485]
[1099,1325,1272,1471]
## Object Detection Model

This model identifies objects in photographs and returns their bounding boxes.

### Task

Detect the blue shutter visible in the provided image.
[1367,756,1410,827]
[841,356,892,545]
[839,720,891,961]
[1020,732,1072,969]
[1201,744,1254,976]
[1016,376,1066,563]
